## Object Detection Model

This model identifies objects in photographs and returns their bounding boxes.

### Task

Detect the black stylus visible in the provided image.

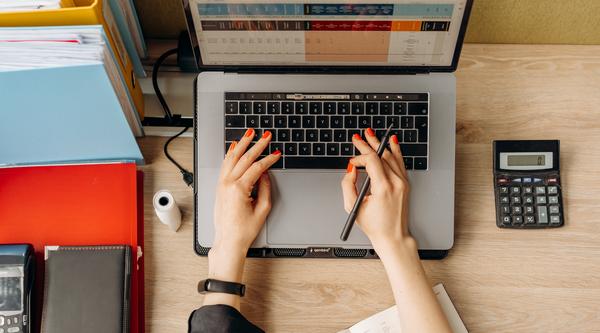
[340,125,394,241]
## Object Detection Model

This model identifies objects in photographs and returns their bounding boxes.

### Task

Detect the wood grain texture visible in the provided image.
[138,44,600,333]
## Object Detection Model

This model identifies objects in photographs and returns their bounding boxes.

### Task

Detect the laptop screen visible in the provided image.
[188,0,470,67]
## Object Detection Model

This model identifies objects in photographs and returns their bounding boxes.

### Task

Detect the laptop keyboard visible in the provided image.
[224,92,429,170]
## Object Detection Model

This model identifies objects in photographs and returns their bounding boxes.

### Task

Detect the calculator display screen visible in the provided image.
[0,276,22,311]
[499,152,553,171]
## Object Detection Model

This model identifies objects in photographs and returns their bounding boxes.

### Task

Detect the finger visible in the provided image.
[363,128,402,176]
[222,128,256,175]
[348,153,391,194]
[231,130,273,179]
[226,141,237,157]
[254,172,272,219]
[238,149,282,187]
[341,162,359,213]
[389,134,408,179]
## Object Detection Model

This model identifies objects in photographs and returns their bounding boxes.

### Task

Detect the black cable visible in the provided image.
[152,47,179,123]
[152,47,194,187]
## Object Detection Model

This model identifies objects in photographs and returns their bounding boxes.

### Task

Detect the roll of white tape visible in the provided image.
[153,190,182,232]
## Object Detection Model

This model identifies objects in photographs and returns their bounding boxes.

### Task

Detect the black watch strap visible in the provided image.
[198,279,246,297]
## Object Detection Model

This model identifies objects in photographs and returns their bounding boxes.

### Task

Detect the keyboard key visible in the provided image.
[239,102,252,114]
[341,143,354,155]
[285,157,348,169]
[524,206,534,214]
[366,102,378,114]
[309,102,322,114]
[500,196,509,204]
[380,102,392,115]
[352,102,365,114]
[403,157,413,169]
[525,215,535,224]
[510,186,520,194]
[404,130,417,142]
[511,196,522,204]
[535,186,546,194]
[400,144,427,156]
[282,102,294,114]
[512,216,523,224]
[414,157,427,170]
[246,116,259,128]
[306,129,319,142]
[225,129,246,141]
[345,116,358,128]
[274,116,287,128]
[296,102,308,114]
[278,129,290,141]
[523,186,533,194]
[548,186,558,194]
[324,102,336,114]
[299,143,311,155]
[373,116,386,129]
[499,186,509,194]
[253,102,266,114]
[338,102,350,114]
[260,116,273,128]
[512,206,522,214]
[289,116,301,128]
[327,143,340,155]
[267,102,280,114]
[524,196,534,204]
[415,116,428,142]
[501,205,510,214]
[408,103,428,115]
[225,102,238,114]
[502,215,511,225]
[333,130,346,142]
[550,215,560,224]
[347,129,361,141]
[331,116,344,128]
[387,116,400,128]
[285,143,298,155]
[394,102,407,115]
[313,143,325,155]
[537,205,548,224]
[225,115,245,128]
[270,142,283,154]
[536,196,547,204]
[359,116,371,128]
[549,205,560,214]
[548,196,559,204]
[400,116,414,129]
[303,116,315,128]
[317,116,330,128]
[320,129,333,142]
[375,130,386,138]
[292,129,304,141]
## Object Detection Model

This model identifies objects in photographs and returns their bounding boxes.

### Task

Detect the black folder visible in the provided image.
[41,245,131,333]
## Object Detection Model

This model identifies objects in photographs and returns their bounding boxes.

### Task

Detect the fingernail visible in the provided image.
[346,162,354,173]
[391,134,398,144]
[272,149,281,156]
[352,133,362,141]
[366,128,375,137]
[244,128,254,138]
[229,141,237,151]
[262,130,271,139]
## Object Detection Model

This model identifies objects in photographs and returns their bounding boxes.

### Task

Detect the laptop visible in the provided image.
[188,0,473,259]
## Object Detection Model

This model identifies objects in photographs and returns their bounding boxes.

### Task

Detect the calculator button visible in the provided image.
[6,319,10,325]
[499,186,509,194]
[12,317,17,324]
[549,205,560,214]
[510,186,520,194]
[1,328,4,333]
[525,215,536,224]
[523,196,534,204]
[512,178,522,183]
[548,196,559,204]
[502,216,511,225]
[537,206,549,224]
[523,177,532,183]
[500,196,509,204]
[548,186,558,194]
[497,178,509,184]
[8,328,19,333]
[547,177,558,184]
[511,196,522,204]
[524,206,534,214]
[533,178,543,183]
[501,205,510,214]
[512,216,523,224]
[512,206,522,214]
[535,186,546,194]
[536,196,547,204]
[523,186,533,194]
[550,215,561,224]
[0,316,4,326]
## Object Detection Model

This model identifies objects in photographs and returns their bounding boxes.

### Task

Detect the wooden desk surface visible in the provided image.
[138,44,600,333]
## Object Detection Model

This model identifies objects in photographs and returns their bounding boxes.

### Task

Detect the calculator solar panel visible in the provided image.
[223,92,429,170]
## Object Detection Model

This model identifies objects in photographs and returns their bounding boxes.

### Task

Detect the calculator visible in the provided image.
[493,140,564,228]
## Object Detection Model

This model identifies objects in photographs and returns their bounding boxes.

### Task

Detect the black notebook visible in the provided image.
[41,245,131,333]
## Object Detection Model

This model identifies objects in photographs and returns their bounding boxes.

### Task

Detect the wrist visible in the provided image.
[208,244,247,283]
[372,236,418,260]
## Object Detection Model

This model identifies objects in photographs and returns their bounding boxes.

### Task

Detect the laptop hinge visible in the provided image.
[220,67,431,75]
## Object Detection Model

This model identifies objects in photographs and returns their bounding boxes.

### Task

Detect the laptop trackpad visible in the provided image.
[266,171,371,246]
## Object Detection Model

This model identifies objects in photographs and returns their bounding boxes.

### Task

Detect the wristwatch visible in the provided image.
[197,279,246,297]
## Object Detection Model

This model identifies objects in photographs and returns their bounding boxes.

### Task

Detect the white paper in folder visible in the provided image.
[338,283,468,333]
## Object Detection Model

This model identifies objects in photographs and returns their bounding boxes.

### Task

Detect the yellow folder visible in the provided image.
[0,0,145,118]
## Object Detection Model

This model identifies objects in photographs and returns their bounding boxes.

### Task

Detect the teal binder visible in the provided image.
[108,0,147,77]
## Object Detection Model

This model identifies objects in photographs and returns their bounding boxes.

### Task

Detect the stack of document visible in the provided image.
[0,0,61,12]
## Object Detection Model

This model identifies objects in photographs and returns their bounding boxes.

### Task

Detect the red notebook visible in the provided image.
[0,162,144,333]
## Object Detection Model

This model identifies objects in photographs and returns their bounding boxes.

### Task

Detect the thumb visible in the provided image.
[341,163,358,213]
[254,172,272,218]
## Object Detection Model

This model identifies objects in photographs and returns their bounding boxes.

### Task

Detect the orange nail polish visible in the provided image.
[346,162,354,173]
[229,141,237,151]
[391,134,398,144]
[262,130,271,139]
[352,133,362,141]
[244,128,254,138]
[272,149,281,156]
[366,128,375,137]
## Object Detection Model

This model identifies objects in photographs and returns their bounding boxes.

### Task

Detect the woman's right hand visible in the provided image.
[341,128,416,255]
